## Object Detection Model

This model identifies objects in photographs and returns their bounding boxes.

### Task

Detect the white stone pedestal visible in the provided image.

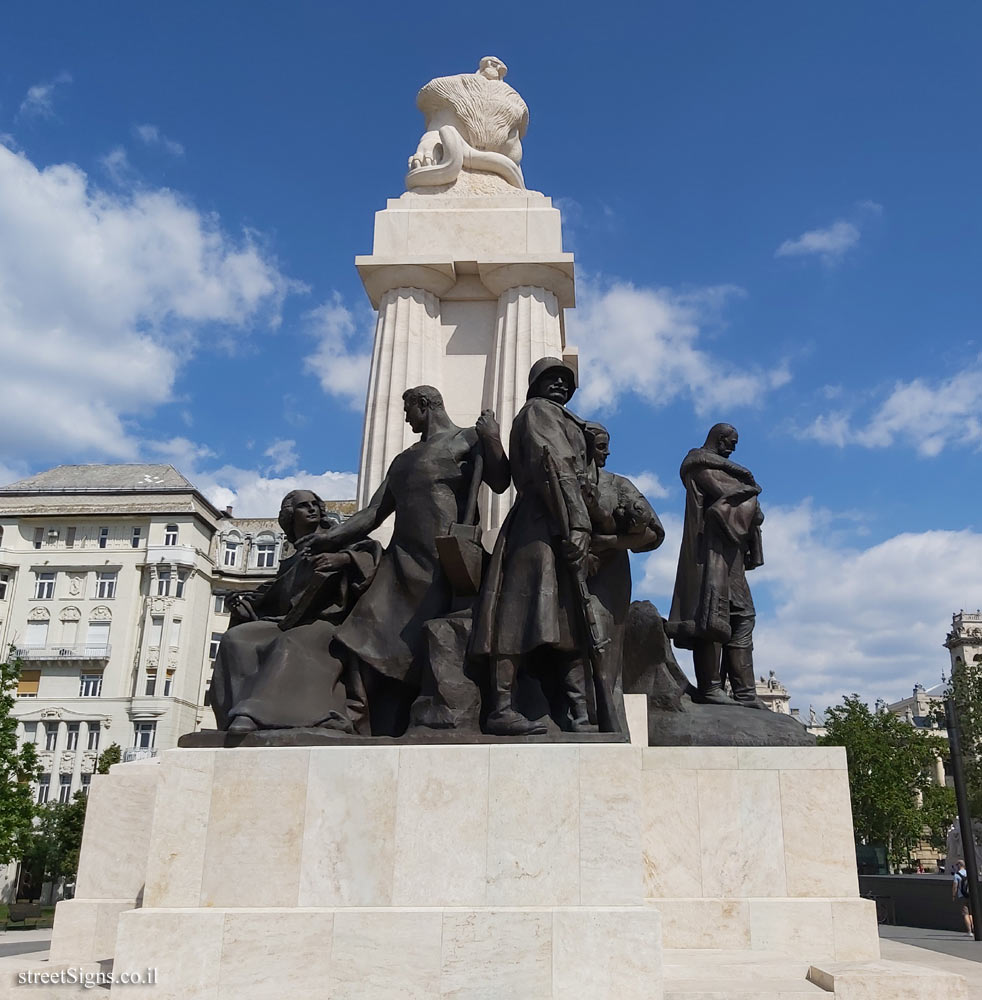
[355,190,577,533]
[33,732,967,999]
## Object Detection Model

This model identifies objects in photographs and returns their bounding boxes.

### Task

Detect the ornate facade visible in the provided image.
[0,464,352,900]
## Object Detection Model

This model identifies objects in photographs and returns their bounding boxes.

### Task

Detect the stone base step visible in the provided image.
[808,958,968,999]
[664,949,830,998]
[666,979,829,999]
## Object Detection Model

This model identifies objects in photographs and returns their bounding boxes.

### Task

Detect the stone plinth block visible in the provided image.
[113,906,663,1000]
[145,743,644,909]
[641,745,860,902]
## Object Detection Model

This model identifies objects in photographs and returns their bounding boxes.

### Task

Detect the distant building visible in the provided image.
[756,671,791,714]
[0,464,353,901]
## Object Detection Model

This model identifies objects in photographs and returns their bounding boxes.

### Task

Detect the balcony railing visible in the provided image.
[123,747,159,762]
[13,644,111,661]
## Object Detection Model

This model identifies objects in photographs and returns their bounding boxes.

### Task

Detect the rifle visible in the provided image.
[542,446,618,733]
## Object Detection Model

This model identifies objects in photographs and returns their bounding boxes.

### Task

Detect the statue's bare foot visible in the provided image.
[227,715,259,733]
[485,708,548,736]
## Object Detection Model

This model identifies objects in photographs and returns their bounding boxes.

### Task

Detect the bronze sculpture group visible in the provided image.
[211,359,767,741]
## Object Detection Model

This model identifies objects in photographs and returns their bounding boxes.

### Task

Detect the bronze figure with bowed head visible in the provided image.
[667,424,765,708]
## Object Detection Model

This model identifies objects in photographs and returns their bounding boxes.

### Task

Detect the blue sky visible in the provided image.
[2,2,980,712]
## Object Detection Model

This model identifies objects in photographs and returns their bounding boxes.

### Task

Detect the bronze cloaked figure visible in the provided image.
[211,490,381,733]
[667,424,764,708]
[470,357,599,736]
[303,386,510,736]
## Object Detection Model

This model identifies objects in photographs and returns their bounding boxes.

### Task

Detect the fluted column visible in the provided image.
[485,285,563,530]
[356,288,443,508]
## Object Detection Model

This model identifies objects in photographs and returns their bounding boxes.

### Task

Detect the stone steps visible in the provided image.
[664,949,831,998]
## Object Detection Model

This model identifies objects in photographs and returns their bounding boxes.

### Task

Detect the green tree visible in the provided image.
[948,651,982,815]
[0,652,40,865]
[920,783,957,853]
[820,694,948,869]
[97,742,121,773]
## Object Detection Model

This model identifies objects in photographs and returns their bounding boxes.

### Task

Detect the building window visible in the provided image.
[164,524,179,546]
[209,631,223,660]
[58,774,72,803]
[175,570,188,599]
[145,671,157,696]
[79,673,103,697]
[214,593,227,614]
[203,678,212,707]
[156,570,171,597]
[149,616,164,647]
[98,527,109,549]
[66,722,80,751]
[24,620,48,647]
[80,773,91,796]
[171,618,182,648]
[131,526,142,548]
[66,526,76,548]
[86,725,100,751]
[256,540,276,569]
[134,722,156,749]
[223,539,240,567]
[17,669,40,698]
[33,527,43,550]
[0,571,8,601]
[86,620,110,654]
[163,670,174,696]
[96,571,117,599]
[33,571,55,600]
[36,774,51,805]
[44,723,57,751]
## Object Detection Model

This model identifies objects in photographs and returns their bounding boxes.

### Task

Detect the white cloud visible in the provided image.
[302,293,373,409]
[18,73,72,119]
[134,124,185,158]
[147,436,357,517]
[571,280,791,414]
[196,467,359,517]
[263,439,300,475]
[0,144,294,461]
[628,470,671,500]
[775,220,860,261]
[802,364,982,457]
[633,500,982,712]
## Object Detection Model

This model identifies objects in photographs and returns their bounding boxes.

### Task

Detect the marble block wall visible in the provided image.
[112,905,663,1000]
[48,760,158,963]
[144,743,644,909]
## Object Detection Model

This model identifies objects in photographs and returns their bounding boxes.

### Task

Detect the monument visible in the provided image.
[15,59,968,1000]
[355,56,576,535]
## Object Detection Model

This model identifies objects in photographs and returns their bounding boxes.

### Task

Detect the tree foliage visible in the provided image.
[819,694,948,868]
[22,792,88,883]
[97,742,121,774]
[0,652,40,865]
[948,651,982,815]
[920,783,958,853]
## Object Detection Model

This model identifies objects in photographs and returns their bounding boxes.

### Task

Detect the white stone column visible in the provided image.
[356,287,443,509]
[485,285,563,529]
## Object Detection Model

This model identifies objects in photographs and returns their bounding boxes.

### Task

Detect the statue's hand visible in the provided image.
[306,551,352,573]
[562,528,591,567]
[475,408,500,442]
[296,527,339,555]
[227,594,257,622]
